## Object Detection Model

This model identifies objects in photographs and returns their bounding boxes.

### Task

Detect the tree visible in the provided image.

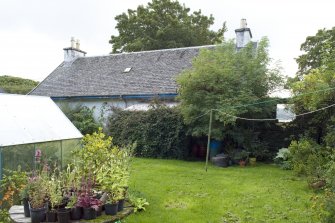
[109,0,226,53]
[0,75,38,94]
[290,27,335,142]
[177,38,283,139]
[296,27,335,76]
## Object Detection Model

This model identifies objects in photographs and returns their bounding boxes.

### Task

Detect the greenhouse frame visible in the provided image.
[0,94,82,180]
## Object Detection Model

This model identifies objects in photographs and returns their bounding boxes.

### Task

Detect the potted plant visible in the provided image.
[46,177,63,222]
[233,150,249,167]
[77,192,101,220]
[20,183,31,217]
[66,193,82,220]
[28,175,48,223]
[105,190,120,215]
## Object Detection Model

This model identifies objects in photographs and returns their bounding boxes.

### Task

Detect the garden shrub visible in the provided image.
[107,106,189,159]
[274,148,292,170]
[59,103,101,135]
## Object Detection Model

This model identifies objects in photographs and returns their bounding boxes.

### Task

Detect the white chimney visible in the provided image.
[235,19,252,48]
[63,37,86,62]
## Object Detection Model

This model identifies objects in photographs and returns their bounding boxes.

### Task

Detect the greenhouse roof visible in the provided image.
[0,94,82,147]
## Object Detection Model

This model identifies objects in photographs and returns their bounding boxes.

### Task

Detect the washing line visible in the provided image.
[190,86,335,122]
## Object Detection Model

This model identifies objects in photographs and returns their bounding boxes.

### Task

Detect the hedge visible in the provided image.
[107,106,189,159]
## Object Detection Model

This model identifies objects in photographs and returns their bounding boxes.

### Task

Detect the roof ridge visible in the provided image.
[83,44,216,59]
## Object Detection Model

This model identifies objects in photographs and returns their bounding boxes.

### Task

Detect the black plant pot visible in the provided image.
[57,208,70,223]
[96,205,102,217]
[30,206,46,223]
[23,198,30,217]
[70,207,82,220]
[46,210,57,222]
[105,203,118,215]
[82,207,96,220]
[118,199,125,212]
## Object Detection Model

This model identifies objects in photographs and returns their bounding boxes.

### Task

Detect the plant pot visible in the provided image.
[57,208,70,223]
[46,210,57,222]
[118,199,125,212]
[82,207,96,220]
[30,206,47,223]
[249,157,257,166]
[96,205,102,216]
[239,160,246,167]
[70,207,82,220]
[105,203,118,215]
[23,198,30,217]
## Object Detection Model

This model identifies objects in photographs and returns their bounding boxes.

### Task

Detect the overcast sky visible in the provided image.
[0,0,334,81]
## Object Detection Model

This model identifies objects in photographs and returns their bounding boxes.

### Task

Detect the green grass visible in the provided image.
[124,158,317,223]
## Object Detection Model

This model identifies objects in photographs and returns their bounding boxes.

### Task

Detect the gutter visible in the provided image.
[51,93,178,101]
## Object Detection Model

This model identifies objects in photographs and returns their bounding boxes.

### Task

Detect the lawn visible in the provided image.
[123,158,317,223]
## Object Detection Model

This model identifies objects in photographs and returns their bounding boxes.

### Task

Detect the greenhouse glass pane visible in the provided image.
[62,139,82,168]
[2,144,35,172]
[37,141,62,168]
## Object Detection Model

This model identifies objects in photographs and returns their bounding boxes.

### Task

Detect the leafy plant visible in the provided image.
[274,148,292,170]
[128,192,149,213]
[59,103,101,135]
[27,173,48,209]
[0,209,10,223]
[0,167,28,209]
[77,194,101,211]
[46,174,63,210]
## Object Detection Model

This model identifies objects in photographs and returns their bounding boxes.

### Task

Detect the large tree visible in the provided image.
[290,28,335,142]
[109,0,226,53]
[296,27,335,76]
[177,38,283,139]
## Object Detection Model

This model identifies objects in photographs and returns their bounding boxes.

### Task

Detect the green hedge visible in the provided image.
[107,106,189,159]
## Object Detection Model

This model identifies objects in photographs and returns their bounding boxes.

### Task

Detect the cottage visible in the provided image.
[29,19,255,119]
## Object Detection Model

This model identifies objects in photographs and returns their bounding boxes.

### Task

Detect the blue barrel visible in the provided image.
[210,140,221,158]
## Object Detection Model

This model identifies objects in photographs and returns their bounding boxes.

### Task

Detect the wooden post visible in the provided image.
[205,109,213,172]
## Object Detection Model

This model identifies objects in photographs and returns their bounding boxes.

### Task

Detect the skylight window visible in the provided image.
[123,67,132,73]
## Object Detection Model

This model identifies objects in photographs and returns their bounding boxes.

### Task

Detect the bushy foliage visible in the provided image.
[107,106,188,159]
[177,39,283,139]
[0,167,28,209]
[274,148,292,170]
[110,0,226,53]
[59,103,101,135]
[0,75,38,94]
[288,138,330,181]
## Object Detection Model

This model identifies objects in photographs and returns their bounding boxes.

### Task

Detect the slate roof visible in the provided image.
[30,45,214,98]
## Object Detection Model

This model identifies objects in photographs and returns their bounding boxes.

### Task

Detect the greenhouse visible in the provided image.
[0,94,82,180]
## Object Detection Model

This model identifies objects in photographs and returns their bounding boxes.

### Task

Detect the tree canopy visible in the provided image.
[296,27,335,76]
[290,27,335,142]
[177,38,283,139]
[0,75,38,94]
[109,0,226,53]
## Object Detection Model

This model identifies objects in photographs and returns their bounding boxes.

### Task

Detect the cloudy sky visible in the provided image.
[0,0,334,81]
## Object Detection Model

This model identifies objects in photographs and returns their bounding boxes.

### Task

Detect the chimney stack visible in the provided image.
[235,19,252,49]
[63,37,86,62]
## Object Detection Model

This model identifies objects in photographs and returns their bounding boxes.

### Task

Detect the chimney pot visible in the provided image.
[240,19,247,28]
[70,37,75,48]
[76,39,80,50]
